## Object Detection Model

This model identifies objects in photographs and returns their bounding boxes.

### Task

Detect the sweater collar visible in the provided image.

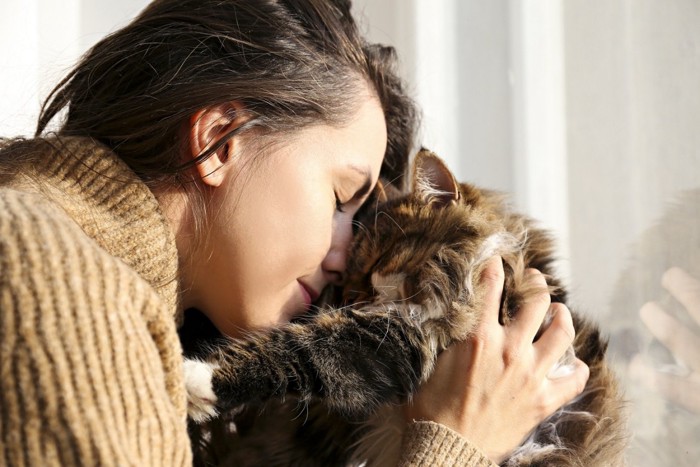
[37,137,182,321]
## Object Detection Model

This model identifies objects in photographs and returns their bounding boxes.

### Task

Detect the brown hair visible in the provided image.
[36,0,417,188]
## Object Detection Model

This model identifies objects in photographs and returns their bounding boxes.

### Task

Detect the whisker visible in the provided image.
[377,211,406,237]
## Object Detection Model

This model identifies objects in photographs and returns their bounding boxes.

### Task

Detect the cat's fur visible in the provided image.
[184,150,627,466]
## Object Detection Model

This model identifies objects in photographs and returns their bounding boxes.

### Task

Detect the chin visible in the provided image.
[277,303,307,325]
[276,310,300,325]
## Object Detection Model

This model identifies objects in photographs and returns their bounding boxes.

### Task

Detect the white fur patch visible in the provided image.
[370,272,440,327]
[362,302,428,334]
[183,358,220,423]
[475,231,524,266]
[505,390,596,465]
[422,296,447,321]
[463,231,525,298]
[506,439,558,465]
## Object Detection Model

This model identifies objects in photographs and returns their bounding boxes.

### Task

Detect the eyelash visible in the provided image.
[335,192,347,213]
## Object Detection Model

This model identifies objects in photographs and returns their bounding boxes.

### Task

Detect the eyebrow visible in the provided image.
[348,164,373,201]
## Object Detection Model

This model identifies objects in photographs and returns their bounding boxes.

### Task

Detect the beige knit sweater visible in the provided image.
[0,137,494,466]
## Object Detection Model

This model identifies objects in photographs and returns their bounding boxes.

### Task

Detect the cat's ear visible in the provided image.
[411,148,461,206]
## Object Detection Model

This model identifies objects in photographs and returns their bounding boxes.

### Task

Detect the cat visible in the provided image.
[183,149,627,466]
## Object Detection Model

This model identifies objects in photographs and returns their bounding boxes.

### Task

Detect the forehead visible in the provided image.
[243,95,385,166]
[283,96,387,178]
[327,95,387,172]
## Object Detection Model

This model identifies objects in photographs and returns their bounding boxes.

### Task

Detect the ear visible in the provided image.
[411,148,460,206]
[189,101,248,187]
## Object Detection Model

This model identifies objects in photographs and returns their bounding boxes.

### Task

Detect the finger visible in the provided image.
[478,256,505,327]
[542,358,589,416]
[510,269,551,342]
[639,302,700,371]
[630,355,700,414]
[533,303,576,375]
[662,267,700,323]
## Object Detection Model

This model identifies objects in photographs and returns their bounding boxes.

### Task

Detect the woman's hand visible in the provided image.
[630,267,700,414]
[404,256,590,463]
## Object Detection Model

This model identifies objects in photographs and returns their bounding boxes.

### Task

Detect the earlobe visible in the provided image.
[189,102,248,187]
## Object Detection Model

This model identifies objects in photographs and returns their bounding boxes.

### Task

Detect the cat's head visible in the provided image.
[342,149,496,333]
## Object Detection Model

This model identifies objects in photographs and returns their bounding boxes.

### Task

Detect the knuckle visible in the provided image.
[524,268,541,278]
[576,378,587,396]
[535,397,556,420]
[520,370,536,388]
[535,395,554,420]
[523,291,551,313]
[522,269,550,305]
[524,284,550,310]
[480,257,505,285]
[536,290,552,308]
[470,330,489,353]
[551,304,575,342]
[576,361,590,393]
[501,345,521,367]
[525,268,547,285]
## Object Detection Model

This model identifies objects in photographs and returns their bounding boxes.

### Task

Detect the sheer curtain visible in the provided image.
[3,0,699,464]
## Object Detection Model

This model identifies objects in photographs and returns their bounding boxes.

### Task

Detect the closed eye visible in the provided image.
[335,191,347,213]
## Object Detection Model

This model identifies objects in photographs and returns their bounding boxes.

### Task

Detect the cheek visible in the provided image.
[269,169,335,264]
[285,198,334,269]
[224,173,333,281]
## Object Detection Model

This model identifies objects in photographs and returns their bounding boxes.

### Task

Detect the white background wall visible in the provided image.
[0,0,149,137]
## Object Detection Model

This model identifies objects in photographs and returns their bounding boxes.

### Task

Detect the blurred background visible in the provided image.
[2,1,699,465]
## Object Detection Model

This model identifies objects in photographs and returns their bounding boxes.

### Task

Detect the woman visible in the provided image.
[0,0,589,465]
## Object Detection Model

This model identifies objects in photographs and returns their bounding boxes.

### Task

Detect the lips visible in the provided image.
[298,281,319,309]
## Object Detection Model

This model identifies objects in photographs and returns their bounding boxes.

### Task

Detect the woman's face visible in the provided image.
[190,95,387,337]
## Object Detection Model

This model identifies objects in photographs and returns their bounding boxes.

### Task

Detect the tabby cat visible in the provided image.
[184,149,627,466]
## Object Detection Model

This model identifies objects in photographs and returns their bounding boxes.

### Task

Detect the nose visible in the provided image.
[322,217,354,285]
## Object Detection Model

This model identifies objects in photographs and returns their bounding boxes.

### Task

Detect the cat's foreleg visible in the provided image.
[184,308,427,422]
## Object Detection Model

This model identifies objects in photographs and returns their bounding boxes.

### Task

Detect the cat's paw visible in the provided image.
[183,358,220,423]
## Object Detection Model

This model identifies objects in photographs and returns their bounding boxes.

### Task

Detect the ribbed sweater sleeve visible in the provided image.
[399,421,497,466]
[0,191,192,466]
